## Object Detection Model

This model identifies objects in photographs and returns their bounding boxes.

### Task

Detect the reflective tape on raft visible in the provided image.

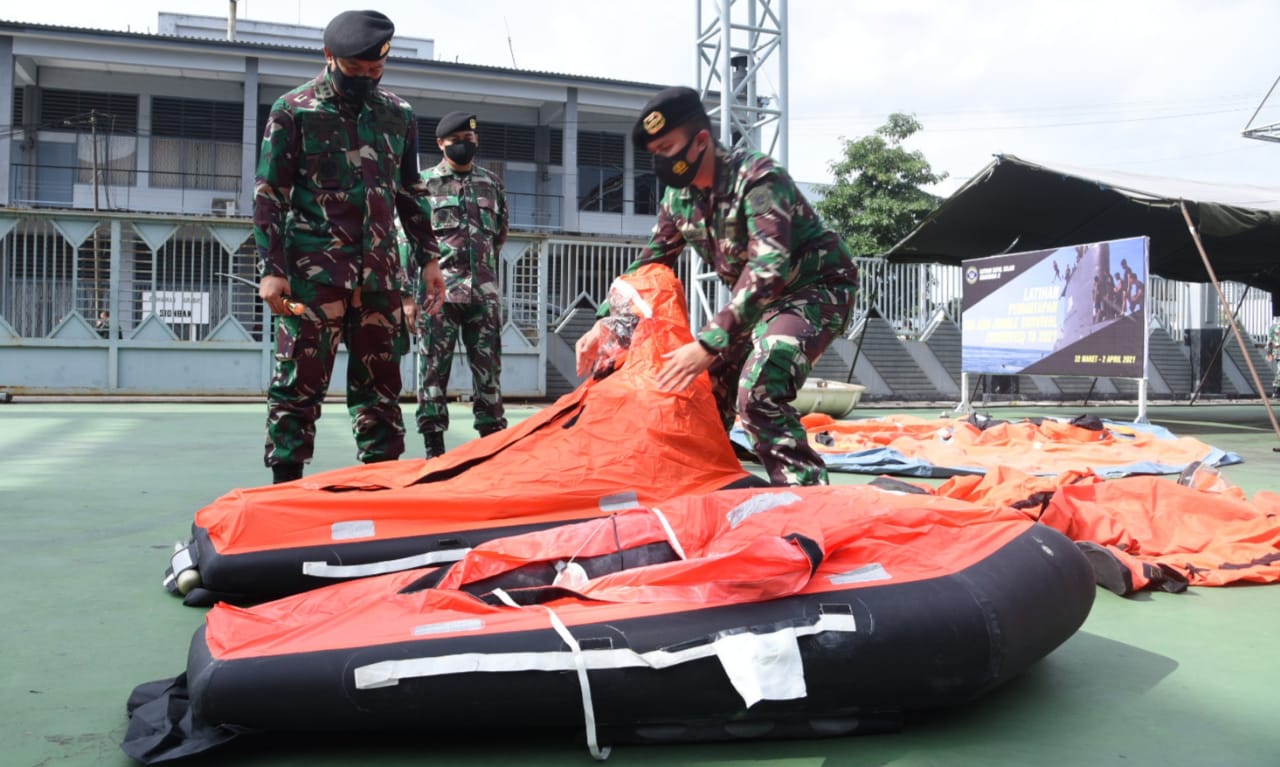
[301,547,470,578]
[727,491,802,529]
[352,612,858,706]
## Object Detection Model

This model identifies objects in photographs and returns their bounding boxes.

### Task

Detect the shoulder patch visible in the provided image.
[746,185,773,214]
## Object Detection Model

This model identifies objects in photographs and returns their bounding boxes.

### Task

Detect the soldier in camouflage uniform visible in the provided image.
[403,111,510,458]
[255,10,445,484]
[576,86,857,486]
[1266,315,1280,397]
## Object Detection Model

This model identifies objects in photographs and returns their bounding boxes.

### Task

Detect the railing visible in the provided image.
[505,191,563,231]
[0,213,262,343]
[9,163,245,217]
[1146,275,1272,345]
[1,206,1274,396]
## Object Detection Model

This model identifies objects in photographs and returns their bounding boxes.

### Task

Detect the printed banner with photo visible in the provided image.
[961,237,1148,378]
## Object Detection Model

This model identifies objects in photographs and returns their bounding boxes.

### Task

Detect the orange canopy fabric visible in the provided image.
[908,464,1280,593]
[195,264,749,557]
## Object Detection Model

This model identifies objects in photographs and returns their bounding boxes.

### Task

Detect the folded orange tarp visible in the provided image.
[905,464,1280,594]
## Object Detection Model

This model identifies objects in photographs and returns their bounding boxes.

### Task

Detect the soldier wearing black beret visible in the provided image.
[324,9,395,60]
[630,86,710,152]
[254,9,445,483]
[320,10,395,103]
[402,108,511,458]
[578,84,858,487]
[436,111,478,140]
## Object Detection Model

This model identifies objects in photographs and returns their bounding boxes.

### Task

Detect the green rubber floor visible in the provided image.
[2,400,1278,766]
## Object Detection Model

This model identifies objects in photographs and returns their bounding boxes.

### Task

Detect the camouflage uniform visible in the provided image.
[403,159,509,436]
[255,67,439,468]
[1267,318,1280,395]
[624,144,858,486]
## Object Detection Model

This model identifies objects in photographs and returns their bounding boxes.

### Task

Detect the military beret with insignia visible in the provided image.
[436,111,479,138]
[631,86,708,151]
[324,10,395,61]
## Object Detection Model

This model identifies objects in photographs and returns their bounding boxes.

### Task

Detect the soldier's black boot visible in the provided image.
[271,463,303,484]
[477,423,505,438]
[424,432,446,459]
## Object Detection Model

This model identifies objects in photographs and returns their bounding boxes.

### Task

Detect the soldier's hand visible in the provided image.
[656,341,714,392]
[402,294,420,334]
[421,260,446,316]
[259,275,293,316]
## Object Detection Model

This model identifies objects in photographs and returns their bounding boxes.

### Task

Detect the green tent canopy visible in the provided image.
[885,154,1280,296]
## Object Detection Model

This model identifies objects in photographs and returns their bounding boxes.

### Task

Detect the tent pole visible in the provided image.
[1179,201,1280,447]
[1189,285,1249,406]
[954,371,972,414]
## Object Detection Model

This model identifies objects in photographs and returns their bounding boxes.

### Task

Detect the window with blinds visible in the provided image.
[577,131,624,213]
[151,97,242,191]
[40,88,140,187]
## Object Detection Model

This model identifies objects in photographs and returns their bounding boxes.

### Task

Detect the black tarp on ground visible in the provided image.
[885,154,1280,296]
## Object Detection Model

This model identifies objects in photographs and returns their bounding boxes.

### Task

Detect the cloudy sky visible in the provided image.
[8,0,1280,194]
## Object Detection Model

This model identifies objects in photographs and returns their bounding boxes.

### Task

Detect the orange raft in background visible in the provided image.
[739,411,1241,479]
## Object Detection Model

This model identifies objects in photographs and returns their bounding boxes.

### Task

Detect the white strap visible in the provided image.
[648,507,686,560]
[543,604,612,761]
[354,613,859,710]
[301,547,470,578]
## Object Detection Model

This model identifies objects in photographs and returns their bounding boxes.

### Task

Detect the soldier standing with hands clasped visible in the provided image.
[255,9,445,484]
[406,111,510,459]
[576,86,857,486]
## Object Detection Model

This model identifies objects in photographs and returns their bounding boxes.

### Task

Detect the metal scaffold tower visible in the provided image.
[695,0,789,165]
[688,0,789,328]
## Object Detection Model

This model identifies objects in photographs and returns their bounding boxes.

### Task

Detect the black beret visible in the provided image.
[631,86,707,151]
[436,111,478,138]
[324,10,395,61]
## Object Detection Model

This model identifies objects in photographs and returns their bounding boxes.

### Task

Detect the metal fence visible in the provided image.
[0,206,1274,395]
[0,214,261,342]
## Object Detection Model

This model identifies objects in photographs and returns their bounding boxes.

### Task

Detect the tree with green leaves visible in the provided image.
[816,113,947,258]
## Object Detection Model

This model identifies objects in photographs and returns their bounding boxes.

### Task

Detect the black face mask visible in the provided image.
[444,140,478,166]
[653,132,705,188]
[330,64,380,103]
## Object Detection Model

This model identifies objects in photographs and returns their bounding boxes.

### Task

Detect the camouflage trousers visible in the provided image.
[414,298,506,434]
[710,287,853,486]
[265,283,409,467]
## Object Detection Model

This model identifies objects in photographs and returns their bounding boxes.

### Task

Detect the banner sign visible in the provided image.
[961,237,1148,378]
[142,290,210,325]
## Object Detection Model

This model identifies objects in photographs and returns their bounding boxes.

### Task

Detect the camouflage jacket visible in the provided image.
[254,68,439,293]
[624,144,858,351]
[1268,319,1280,355]
[404,160,509,304]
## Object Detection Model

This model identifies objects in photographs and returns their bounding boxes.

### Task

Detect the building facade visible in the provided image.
[1,14,667,237]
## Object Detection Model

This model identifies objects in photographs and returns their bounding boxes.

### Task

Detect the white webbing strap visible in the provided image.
[491,589,612,761]
[648,507,686,560]
[301,547,470,578]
